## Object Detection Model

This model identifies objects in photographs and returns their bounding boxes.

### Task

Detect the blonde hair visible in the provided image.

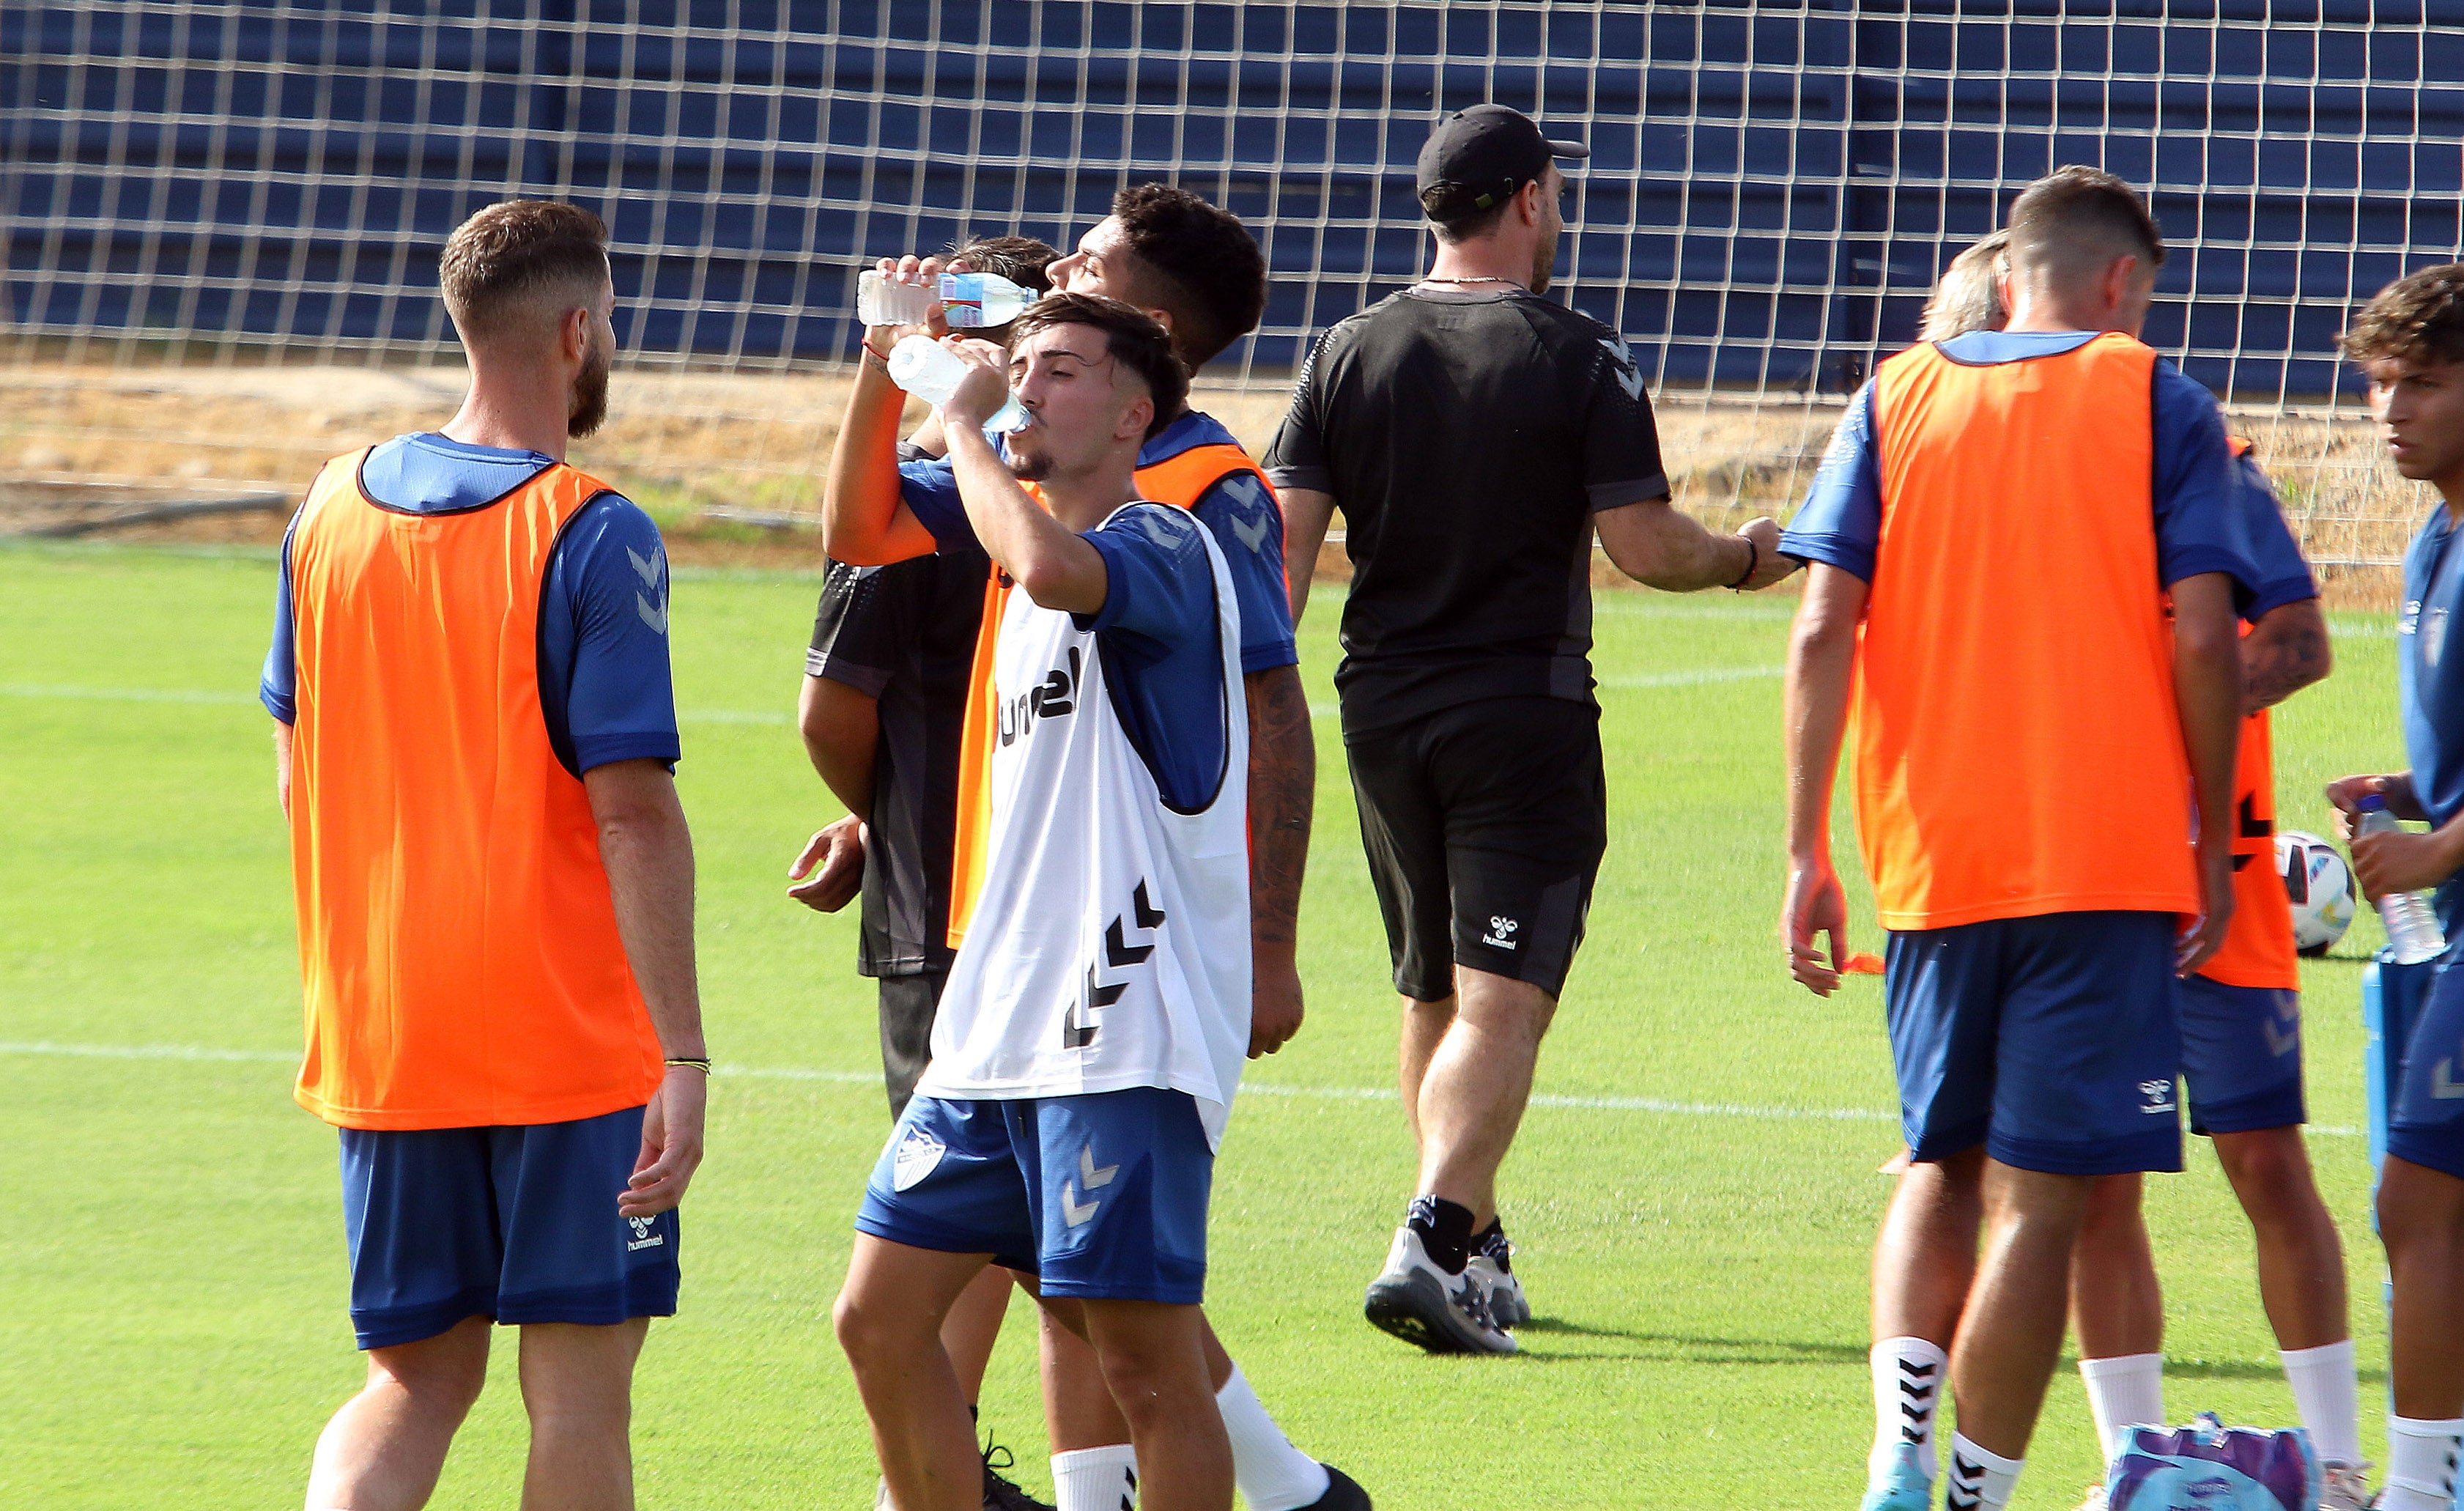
[1918,232,2010,342]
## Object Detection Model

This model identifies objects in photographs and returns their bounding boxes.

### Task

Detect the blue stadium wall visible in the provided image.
[7,1,2464,398]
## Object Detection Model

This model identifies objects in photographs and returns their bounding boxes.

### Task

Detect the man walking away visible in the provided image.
[1265,103,1797,1356]
[1779,167,2255,1511]
[262,199,707,1511]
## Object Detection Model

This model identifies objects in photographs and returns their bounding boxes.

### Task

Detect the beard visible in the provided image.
[1529,229,1558,296]
[1007,445,1051,483]
[568,336,612,439]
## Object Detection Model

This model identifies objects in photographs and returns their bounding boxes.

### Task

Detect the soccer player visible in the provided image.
[1264,103,1796,1356]
[1891,232,2361,1508]
[2327,262,2464,1511]
[825,197,1364,1511]
[829,296,1246,1511]
[1780,166,2256,1511]
[791,233,1058,1511]
[260,200,707,1510]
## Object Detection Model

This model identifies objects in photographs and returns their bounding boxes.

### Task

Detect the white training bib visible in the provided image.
[917,503,1252,1148]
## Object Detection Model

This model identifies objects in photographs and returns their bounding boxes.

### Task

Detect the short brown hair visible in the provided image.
[2342,264,2464,369]
[2005,166,2165,285]
[1107,184,1268,369]
[1010,292,1189,440]
[440,199,610,341]
[945,234,1059,344]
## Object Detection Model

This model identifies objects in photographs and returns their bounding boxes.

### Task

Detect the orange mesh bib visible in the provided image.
[1857,335,2199,931]
[286,448,663,1129]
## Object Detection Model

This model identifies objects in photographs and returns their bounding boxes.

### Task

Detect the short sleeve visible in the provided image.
[1779,383,1884,582]
[546,494,683,774]
[806,558,905,694]
[1261,338,1332,493]
[259,511,300,723]
[2149,369,2263,593]
[1081,504,1216,649]
[898,456,983,553]
[2230,452,2319,621]
[1580,330,1671,511]
[1188,473,1298,673]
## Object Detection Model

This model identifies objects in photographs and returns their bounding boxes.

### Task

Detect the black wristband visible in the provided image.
[1725,535,1758,591]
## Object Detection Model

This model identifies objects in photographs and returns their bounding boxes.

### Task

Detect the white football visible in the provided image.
[2277,830,2357,956]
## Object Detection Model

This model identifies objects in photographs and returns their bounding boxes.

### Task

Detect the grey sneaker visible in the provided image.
[1363,1225,1517,1355]
[1468,1224,1528,1329]
[2320,1460,2377,1511]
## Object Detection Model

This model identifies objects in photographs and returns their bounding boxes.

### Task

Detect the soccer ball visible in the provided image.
[2276,830,2356,956]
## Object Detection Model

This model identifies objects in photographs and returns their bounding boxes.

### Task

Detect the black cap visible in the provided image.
[1415,104,1588,223]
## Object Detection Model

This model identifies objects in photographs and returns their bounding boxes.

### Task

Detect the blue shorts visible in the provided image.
[2179,976,2306,1136]
[855,1087,1213,1304]
[338,1104,678,1351]
[2388,959,2464,1181]
[1886,911,2183,1176]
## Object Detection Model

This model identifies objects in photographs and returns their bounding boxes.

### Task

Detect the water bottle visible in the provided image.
[856,268,935,327]
[857,269,1034,329]
[884,334,1028,434]
[933,271,1034,328]
[2355,794,2449,964]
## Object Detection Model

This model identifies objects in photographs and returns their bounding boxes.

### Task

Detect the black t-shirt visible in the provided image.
[1262,286,1670,734]
[806,546,989,976]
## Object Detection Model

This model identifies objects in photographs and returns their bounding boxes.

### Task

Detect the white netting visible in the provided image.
[4,1,2459,561]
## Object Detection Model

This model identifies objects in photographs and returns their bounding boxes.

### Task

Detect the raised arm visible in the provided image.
[940,339,1110,612]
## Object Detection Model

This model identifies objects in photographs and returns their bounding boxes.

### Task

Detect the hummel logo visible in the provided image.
[2435,1056,2464,1100]
[2138,1078,2178,1115]
[1219,474,1275,555]
[627,543,666,588]
[625,1213,665,1252]
[1597,335,1645,401]
[2230,794,2272,871]
[2264,997,2300,1058]
[1000,646,1079,746]
[1065,881,1166,1049]
[1063,1144,1118,1231]
[1481,915,1520,950]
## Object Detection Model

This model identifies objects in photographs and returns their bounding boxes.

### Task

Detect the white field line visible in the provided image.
[0,1040,2361,1137]
[0,682,791,727]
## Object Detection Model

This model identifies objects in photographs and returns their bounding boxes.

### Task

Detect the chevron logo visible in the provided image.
[1064,963,1127,1050]
[1079,1144,1117,1190]
[2264,997,2300,1057]
[1133,879,1166,930]
[1065,880,1166,1050]
[2436,1057,2464,1100]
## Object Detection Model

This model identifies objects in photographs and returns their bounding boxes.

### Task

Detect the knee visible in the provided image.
[2216,1135,2316,1226]
[368,1329,489,1421]
[832,1283,923,1373]
[2377,1159,2464,1256]
[2076,1175,2145,1238]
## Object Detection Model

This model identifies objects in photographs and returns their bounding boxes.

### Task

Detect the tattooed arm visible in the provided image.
[1245,662,1314,1057]
[2241,597,2331,715]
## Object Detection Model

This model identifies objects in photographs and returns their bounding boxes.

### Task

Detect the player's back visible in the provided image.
[1855,329,2195,930]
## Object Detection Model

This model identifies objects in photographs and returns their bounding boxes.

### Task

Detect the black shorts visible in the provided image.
[876,964,950,1118]
[1343,696,1607,1002]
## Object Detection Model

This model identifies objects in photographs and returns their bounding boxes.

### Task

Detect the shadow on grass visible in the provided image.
[1509,1316,1867,1366]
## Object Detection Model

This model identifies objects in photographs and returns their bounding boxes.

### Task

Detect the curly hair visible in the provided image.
[1107,183,1268,369]
[1010,292,1190,440]
[2342,264,2464,369]
[440,199,609,340]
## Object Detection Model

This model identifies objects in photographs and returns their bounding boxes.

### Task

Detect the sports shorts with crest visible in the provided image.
[855,1087,1215,1304]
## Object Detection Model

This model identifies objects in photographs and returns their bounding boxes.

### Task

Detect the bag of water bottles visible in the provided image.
[2106,1414,2319,1511]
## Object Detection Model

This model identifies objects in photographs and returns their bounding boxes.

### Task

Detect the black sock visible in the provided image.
[1474,1217,1511,1272]
[1407,1194,1477,1274]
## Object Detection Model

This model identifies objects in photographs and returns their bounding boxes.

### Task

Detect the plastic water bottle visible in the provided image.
[856,268,934,327]
[884,334,1028,434]
[933,271,1034,328]
[2355,794,2449,964]
[857,269,1034,329]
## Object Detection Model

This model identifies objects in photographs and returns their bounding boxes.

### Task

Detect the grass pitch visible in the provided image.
[0,541,2414,1508]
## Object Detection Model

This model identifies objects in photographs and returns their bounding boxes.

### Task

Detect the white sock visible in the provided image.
[1052,1444,1139,1511]
[2078,1353,2167,1460]
[1217,1367,1331,1511]
[2386,1416,2464,1511]
[1945,1433,2024,1511]
[2280,1340,2364,1466]
[1869,1337,1948,1483]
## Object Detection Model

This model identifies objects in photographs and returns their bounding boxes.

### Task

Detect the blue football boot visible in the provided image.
[1860,1444,1935,1511]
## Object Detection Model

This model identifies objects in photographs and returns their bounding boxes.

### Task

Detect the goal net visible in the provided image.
[5,1,2460,564]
